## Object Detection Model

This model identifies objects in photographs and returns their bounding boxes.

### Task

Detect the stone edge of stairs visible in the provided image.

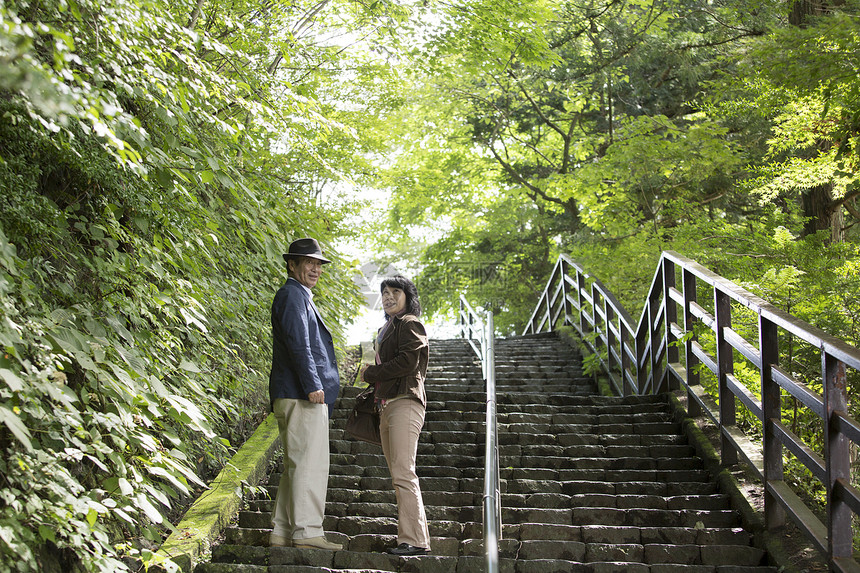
[665,393,794,571]
[152,413,281,572]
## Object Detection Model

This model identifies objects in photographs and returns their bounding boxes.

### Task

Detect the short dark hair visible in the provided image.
[380,275,421,317]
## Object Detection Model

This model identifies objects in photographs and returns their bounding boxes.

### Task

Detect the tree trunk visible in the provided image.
[801,183,844,243]
[790,0,844,243]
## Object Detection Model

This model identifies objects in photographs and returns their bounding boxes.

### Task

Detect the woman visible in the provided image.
[361,275,431,556]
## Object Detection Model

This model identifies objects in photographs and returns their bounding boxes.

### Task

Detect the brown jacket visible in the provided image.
[363,314,429,406]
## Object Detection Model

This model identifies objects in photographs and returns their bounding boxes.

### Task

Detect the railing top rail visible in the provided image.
[564,255,638,331]
[459,295,483,324]
[524,253,637,335]
[536,250,860,369]
[662,251,860,369]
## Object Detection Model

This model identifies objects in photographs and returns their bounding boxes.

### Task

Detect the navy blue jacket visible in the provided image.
[268,278,340,415]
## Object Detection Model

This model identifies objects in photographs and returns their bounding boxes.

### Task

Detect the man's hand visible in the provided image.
[308,389,325,404]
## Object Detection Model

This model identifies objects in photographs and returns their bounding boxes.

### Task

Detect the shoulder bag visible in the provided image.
[345,386,380,445]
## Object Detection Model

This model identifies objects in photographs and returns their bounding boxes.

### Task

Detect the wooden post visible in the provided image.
[823,353,851,560]
[621,323,633,396]
[591,283,603,388]
[715,290,738,465]
[647,265,663,395]
[637,314,649,396]
[682,268,700,416]
[759,316,785,529]
[606,300,617,387]
[662,257,678,393]
[577,269,587,338]
[545,265,555,332]
[560,258,570,327]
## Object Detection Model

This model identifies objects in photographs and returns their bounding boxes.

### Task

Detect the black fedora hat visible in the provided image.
[283,238,331,264]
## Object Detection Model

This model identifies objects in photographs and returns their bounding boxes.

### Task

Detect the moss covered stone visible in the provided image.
[151,414,281,572]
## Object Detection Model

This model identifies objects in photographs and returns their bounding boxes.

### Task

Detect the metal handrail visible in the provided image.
[523,251,860,572]
[458,295,500,573]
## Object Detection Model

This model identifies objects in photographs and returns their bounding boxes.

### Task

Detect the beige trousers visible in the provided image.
[380,397,430,549]
[271,398,330,541]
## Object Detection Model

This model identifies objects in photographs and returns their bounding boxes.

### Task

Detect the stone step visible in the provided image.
[241,493,733,524]
[339,387,670,409]
[213,528,768,563]
[351,418,688,439]
[287,461,713,483]
[215,522,760,548]
[502,507,741,528]
[337,475,720,496]
[239,503,482,524]
[496,456,702,471]
[420,397,675,411]
[502,468,712,482]
[492,362,585,369]
[327,428,688,448]
[499,433,689,447]
[327,440,699,461]
[425,382,596,393]
[430,359,578,365]
[501,411,672,423]
[503,493,731,510]
[427,382,595,392]
[199,541,774,573]
[264,474,721,497]
[324,457,708,477]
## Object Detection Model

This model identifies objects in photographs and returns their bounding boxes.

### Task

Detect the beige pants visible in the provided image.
[271,398,330,541]
[380,397,430,549]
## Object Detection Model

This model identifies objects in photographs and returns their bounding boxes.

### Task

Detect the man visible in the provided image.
[268,237,342,550]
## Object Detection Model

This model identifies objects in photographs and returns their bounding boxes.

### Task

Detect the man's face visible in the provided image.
[289,256,324,289]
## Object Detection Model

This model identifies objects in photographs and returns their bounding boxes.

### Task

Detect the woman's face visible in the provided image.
[381,286,407,316]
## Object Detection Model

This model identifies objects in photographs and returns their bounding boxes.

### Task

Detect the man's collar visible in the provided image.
[287,277,313,298]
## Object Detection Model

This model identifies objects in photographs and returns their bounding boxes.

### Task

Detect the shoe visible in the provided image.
[386,543,430,556]
[294,536,342,550]
[270,533,291,547]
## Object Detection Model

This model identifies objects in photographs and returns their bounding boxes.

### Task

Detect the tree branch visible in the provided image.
[506,67,570,142]
[186,0,206,29]
[841,191,860,221]
[488,144,569,209]
[267,0,331,76]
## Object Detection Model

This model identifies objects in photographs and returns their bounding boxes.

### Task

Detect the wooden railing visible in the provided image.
[523,251,860,573]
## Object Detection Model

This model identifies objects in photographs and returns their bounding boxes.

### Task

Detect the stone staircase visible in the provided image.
[195,332,778,573]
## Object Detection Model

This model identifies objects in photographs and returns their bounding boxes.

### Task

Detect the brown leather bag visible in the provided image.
[345,386,380,445]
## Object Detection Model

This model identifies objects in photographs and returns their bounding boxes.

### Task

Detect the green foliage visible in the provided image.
[374,0,780,327]
[0,0,404,570]
[740,6,860,172]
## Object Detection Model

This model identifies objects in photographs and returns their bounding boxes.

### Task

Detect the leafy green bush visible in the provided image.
[0,0,372,569]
